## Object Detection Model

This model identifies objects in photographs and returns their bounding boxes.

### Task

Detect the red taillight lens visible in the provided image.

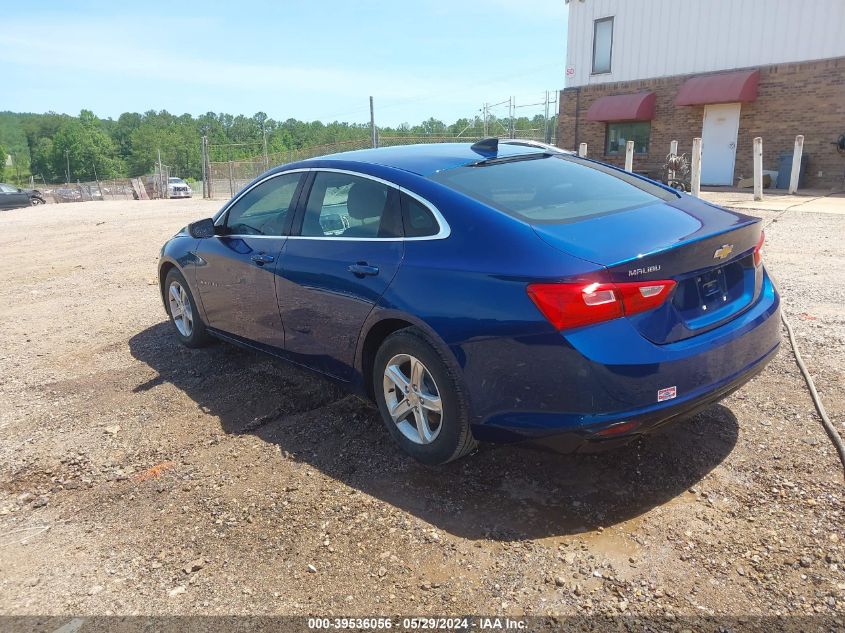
[527,279,677,331]
[614,280,677,315]
[527,283,622,330]
[753,230,765,267]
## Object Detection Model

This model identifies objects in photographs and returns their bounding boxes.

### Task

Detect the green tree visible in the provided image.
[126,111,201,178]
[0,105,561,183]
[50,110,123,181]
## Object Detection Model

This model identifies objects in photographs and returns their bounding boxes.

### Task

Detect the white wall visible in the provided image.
[565,0,845,87]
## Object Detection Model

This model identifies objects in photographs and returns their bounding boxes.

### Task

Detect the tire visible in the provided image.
[31,197,44,206]
[373,328,477,464]
[164,268,211,348]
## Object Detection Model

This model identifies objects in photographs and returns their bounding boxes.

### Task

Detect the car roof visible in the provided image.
[307,142,552,176]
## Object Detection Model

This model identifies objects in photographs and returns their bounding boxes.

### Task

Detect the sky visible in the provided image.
[1,0,568,127]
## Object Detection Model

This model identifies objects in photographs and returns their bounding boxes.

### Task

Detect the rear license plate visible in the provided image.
[698,267,728,303]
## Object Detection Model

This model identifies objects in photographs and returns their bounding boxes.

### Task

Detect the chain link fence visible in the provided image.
[35,179,136,203]
[204,133,562,199]
[36,173,178,204]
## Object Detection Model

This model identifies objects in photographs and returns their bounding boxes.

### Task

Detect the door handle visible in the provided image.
[348,262,380,277]
[250,253,275,265]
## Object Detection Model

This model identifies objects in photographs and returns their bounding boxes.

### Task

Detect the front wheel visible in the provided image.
[31,197,45,205]
[164,268,211,348]
[373,328,477,464]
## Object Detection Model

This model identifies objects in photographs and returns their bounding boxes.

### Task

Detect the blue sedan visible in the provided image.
[158,139,780,464]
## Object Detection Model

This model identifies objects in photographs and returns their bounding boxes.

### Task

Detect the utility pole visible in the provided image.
[158,149,166,199]
[483,103,489,137]
[227,145,234,198]
[65,149,70,185]
[509,96,515,139]
[370,96,378,148]
[543,90,550,143]
[262,122,269,170]
[92,162,103,200]
[201,136,208,199]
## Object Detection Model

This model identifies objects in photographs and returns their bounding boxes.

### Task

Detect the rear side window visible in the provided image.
[300,172,401,238]
[430,155,676,224]
[401,193,439,237]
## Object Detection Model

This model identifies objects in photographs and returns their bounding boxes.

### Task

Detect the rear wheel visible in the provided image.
[374,328,477,464]
[164,268,211,348]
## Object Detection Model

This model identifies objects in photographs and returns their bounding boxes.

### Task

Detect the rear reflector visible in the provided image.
[595,420,641,437]
[527,279,677,331]
[753,230,765,267]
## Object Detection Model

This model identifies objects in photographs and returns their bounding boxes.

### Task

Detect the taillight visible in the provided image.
[753,230,765,267]
[527,280,677,331]
[615,281,676,315]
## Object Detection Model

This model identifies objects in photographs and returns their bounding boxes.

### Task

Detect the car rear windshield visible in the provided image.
[429,154,678,224]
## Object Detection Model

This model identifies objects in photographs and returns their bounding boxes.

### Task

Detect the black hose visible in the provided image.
[781,310,845,480]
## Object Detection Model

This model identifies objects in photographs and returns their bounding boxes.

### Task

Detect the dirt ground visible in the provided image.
[0,196,843,623]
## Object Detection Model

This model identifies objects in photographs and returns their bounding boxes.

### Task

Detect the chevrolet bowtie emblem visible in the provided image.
[713,244,734,260]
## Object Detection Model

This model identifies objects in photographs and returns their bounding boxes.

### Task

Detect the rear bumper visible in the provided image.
[527,341,777,453]
[466,271,781,445]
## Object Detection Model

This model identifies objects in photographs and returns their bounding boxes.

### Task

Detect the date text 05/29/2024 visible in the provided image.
[306,617,527,630]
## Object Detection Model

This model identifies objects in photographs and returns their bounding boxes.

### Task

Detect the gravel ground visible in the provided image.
[0,198,843,623]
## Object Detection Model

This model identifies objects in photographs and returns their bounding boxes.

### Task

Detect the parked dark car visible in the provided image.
[0,183,45,209]
[158,140,780,464]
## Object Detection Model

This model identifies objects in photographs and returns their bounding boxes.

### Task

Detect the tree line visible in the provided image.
[0,109,557,184]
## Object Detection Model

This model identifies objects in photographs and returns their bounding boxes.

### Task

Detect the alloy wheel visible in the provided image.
[168,280,194,337]
[382,353,443,445]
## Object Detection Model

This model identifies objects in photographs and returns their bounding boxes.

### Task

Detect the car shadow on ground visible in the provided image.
[129,322,738,542]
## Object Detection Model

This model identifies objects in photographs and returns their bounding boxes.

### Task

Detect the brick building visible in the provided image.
[557,0,845,189]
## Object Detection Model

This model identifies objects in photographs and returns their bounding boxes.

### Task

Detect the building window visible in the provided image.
[605,122,650,155]
[592,17,613,74]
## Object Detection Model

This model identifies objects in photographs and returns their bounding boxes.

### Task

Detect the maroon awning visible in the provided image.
[675,69,760,106]
[586,92,656,122]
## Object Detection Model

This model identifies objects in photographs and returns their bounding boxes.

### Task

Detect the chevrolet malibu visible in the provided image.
[158,139,780,464]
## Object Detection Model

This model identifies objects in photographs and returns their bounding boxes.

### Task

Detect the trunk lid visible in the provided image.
[532,196,764,343]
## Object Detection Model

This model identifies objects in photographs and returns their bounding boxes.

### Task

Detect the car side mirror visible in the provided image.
[188,218,216,239]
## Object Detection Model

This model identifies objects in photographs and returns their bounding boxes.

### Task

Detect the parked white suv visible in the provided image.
[167,177,192,199]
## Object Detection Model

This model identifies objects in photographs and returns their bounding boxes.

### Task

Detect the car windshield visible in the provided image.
[430,154,678,224]
[169,178,184,184]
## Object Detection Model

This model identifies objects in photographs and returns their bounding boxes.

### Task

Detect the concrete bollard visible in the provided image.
[690,137,702,198]
[789,135,804,194]
[753,137,763,201]
[578,142,587,157]
[669,140,679,182]
[624,140,634,172]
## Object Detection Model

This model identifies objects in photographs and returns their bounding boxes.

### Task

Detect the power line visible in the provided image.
[314,61,562,123]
